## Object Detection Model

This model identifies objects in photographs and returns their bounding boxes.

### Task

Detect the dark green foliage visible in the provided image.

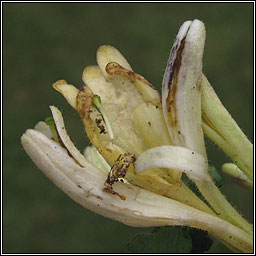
[126,227,192,253]
[125,226,213,253]
[187,227,213,253]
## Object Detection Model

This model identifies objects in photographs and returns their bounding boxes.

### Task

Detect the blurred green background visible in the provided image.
[3,3,253,253]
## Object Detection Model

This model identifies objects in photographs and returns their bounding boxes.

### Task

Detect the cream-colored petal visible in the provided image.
[162,19,206,158]
[106,62,160,106]
[21,129,252,253]
[53,80,79,109]
[97,45,132,78]
[84,146,111,174]
[131,104,182,182]
[131,103,172,148]
[135,145,208,181]
[82,62,147,155]
[82,66,118,104]
[34,121,53,139]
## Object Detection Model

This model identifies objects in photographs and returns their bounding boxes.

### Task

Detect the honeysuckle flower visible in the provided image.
[21,19,253,252]
[130,21,252,243]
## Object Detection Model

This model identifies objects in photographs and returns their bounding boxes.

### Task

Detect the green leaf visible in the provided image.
[125,226,213,254]
[125,227,192,253]
[187,227,213,253]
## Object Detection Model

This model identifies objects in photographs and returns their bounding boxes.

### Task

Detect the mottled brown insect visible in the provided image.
[103,153,136,200]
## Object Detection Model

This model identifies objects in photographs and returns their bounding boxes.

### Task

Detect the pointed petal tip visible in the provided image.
[21,129,29,145]
[53,79,67,87]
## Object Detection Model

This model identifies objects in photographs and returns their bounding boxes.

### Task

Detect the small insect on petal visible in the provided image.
[104,153,136,200]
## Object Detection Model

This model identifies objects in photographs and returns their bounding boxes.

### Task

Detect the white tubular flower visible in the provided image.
[21,19,253,253]
[21,106,252,253]
[137,19,252,236]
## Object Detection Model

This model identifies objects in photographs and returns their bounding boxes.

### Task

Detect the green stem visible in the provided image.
[195,174,252,235]
[201,75,253,181]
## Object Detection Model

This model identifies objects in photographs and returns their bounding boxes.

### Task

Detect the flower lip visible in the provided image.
[135,145,208,181]
[162,19,206,158]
